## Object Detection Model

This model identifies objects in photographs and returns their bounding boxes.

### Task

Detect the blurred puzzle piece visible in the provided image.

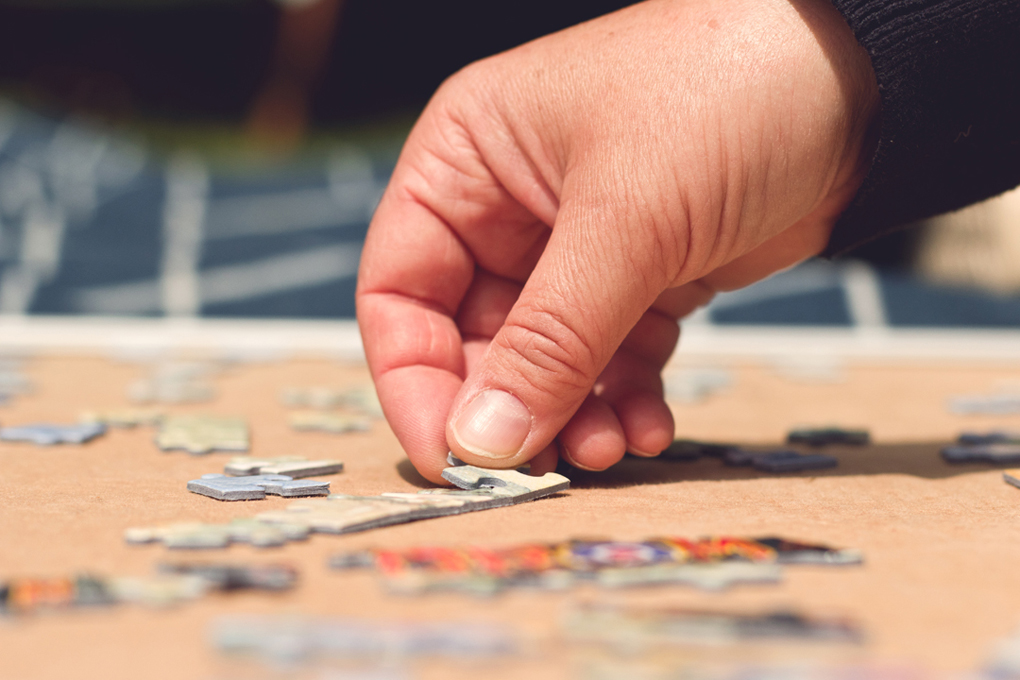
[125,518,311,549]
[0,422,106,445]
[188,473,330,501]
[224,456,343,478]
[156,415,249,455]
[80,408,163,428]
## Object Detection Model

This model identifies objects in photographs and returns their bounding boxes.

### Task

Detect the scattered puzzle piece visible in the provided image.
[156,415,249,454]
[786,427,870,447]
[257,464,569,536]
[157,563,297,591]
[107,575,210,607]
[440,464,571,503]
[0,422,106,445]
[224,456,343,478]
[187,474,330,501]
[943,444,1020,464]
[280,386,346,410]
[722,448,837,472]
[288,411,370,434]
[958,431,1020,446]
[80,408,163,428]
[124,518,310,549]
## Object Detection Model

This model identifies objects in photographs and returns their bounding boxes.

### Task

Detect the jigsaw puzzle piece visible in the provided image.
[596,561,783,590]
[80,408,163,428]
[786,427,870,447]
[188,473,330,501]
[440,465,570,503]
[156,415,249,454]
[0,422,106,445]
[257,493,493,535]
[223,456,344,478]
[124,518,310,549]
[943,444,1020,464]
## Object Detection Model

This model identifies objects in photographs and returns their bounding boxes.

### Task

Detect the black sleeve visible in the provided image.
[824,0,1020,256]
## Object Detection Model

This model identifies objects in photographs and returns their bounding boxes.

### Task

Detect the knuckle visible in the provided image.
[496,304,598,398]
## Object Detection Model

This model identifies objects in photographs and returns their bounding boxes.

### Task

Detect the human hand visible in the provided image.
[356,0,879,483]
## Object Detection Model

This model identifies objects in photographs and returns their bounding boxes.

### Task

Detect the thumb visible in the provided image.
[445,204,672,469]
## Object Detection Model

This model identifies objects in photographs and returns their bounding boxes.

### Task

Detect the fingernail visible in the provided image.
[452,389,532,460]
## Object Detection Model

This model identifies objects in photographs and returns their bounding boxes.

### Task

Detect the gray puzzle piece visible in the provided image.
[441,465,570,503]
[0,422,106,445]
[187,473,330,501]
[224,456,344,478]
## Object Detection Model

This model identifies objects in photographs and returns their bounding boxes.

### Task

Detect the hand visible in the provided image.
[356,0,879,483]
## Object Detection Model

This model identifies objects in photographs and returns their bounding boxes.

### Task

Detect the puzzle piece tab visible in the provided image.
[187,474,330,501]
[224,456,343,478]
[0,422,106,445]
[156,415,249,454]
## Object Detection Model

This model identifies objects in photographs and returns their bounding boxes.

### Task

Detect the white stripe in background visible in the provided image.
[160,153,207,317]
[204,188,369,240]
[71,243,362,315]
[703,259,842,311]
[841,259,889,329]
[202,145,383,241]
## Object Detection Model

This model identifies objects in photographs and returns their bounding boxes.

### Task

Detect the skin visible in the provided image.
[356,0,880,484]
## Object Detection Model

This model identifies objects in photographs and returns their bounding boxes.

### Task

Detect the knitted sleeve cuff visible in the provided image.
[824,0,1020,256]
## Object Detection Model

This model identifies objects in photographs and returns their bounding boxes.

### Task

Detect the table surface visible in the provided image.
[3,354,1020,679]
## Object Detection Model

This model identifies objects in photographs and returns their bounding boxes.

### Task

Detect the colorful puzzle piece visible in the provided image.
[330,535,861,595]
[0,422,106,445]
[187,473,330,501]
[224,456,344,478]
[156,415,249,455]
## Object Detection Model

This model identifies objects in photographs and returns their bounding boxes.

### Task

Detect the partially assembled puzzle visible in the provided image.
[329,535,863,595]
[127,460,570,548]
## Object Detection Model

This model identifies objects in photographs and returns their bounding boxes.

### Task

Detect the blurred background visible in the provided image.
[0,0,1017,328]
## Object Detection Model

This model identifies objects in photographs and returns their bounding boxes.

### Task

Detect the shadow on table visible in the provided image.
[559,441,1014,490]
[396,441,1009,491]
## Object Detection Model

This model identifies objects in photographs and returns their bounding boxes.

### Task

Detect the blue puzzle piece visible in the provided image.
[0,422,106,445]
[942,444,1020,464]
[187,474,330,501]
[957,431,1020,446]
